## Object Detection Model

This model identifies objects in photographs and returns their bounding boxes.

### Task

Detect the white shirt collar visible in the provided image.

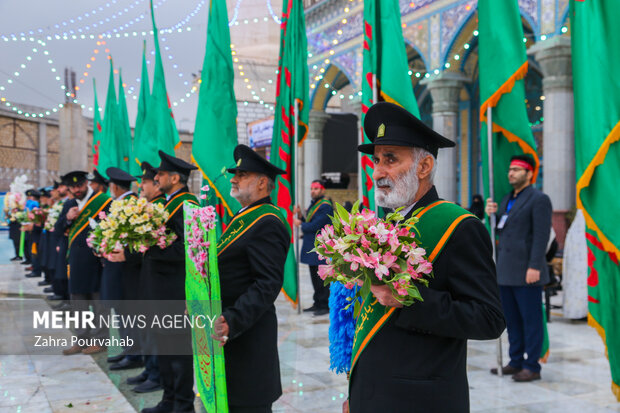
[166,187,183,201]
[117,191,133,200]
[399,201,418,218]
[76,185,94,210]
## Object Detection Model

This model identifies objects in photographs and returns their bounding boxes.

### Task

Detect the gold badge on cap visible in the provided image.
[142,169,147,175]
[237,159,242,167]
[73,177,77,183]
[377,123,385,138]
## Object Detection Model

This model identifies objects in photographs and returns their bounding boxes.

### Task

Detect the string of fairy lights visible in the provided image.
[1,0,569,120]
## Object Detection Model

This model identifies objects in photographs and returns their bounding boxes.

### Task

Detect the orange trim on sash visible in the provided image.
[350,307,396,369]
[164,192,198,223]
[68,194,112,246]
[414,200,448,219]
[428,214,473,262]
[217,212,281,256]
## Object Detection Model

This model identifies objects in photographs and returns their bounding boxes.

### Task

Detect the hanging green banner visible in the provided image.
[184,202,228,412]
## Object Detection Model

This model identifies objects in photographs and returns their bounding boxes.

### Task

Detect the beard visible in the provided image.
[375,163,419,209]
[231,178,259,205]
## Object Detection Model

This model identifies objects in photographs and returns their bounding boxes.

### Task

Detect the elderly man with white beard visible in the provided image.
[345,102,505,413]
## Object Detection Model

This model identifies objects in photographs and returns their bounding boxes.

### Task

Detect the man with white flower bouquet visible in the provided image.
[139,151,199,413]
[326,103,505,413]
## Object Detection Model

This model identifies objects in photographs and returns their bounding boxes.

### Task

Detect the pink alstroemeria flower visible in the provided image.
[318,264,335,280]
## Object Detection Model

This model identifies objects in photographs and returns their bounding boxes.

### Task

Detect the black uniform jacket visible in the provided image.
[61,192,109,294]
[142,187,194,331]
[349,187,506,413]
[53,199,74,280]
[218,197,290,407]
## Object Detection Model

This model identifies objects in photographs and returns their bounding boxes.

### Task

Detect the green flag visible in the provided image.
[269,0,310,307]
[97,59,119,178]
[478,0,540,204]
[572,0,620,400]
[131,41,151,176]
[134,0,180,168]
[192,0,241,232]
[360,0,419,211]
[117,70,133,173]
[92,78,103,168]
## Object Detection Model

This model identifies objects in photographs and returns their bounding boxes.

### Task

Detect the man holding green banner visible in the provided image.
[211,145,290,412]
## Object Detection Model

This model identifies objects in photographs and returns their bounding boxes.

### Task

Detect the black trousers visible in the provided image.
[155,332,195,412]
[309,265,330,309]
[70,292,108,340]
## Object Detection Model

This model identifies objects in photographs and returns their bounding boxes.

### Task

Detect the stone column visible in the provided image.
[59,103,88,174]
[303,110,330,207]
[38,122,47,186]
[421,72,469,202]
[529,36,574,246]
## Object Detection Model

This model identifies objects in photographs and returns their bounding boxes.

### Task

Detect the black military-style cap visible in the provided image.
[87,169,109,186]
[39,187,51,197]
[358,102,455,158]
[52,181,60,190]
[106,167,136,188]
[156,150,197,176]
[63,171,88,187]
[25,189,41,198]
[227,144,286,181]
[138,161,157,181]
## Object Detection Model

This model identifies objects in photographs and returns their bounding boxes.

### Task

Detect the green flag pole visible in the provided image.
[18,229,25,258]
[487,106,504,377]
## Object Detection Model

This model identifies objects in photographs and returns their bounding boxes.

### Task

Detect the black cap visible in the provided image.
[39,187,51,197]
[106,167,136,188]
[52,181,60,190]
[138,161,157,181]
[88,169,109,186]
[358,102,455,158]
[156,150,197,176]
[227,144,286,181]
[26,189,41,198]
[63,171,88,187]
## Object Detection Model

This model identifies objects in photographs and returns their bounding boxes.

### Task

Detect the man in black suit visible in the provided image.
[346,102,505,413]
[60,171,112,356]
[140,151,199,413]
[486,155,552,382]
[50,177,72,305]
[211,145,290,413]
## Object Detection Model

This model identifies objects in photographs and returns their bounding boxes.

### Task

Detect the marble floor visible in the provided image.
[0,235,619,412]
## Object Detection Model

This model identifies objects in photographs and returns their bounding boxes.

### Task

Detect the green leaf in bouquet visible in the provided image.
[409,286,423,302]
[360,277,371,300]
[353,299,361,318]
[351,200,361,215]
[343,233,361,242]
[333,202,351,223]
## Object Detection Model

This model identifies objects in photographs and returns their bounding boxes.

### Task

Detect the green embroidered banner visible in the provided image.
[184,202,228,412]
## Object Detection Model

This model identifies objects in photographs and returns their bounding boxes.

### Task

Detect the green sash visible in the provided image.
[164,192,199,222]
[306,198,332,222]
[68,191,112,248]
[350,201,475,373]
[217,203,288,256]
[152,194,166,205]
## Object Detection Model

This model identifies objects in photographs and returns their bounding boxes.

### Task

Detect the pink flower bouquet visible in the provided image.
[314,201,433,308]
[185,202,217,277]
[86,197,176,258]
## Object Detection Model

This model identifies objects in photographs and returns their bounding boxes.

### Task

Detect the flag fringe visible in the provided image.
[281,288,298,307]
[191,154,234,218]
[588,313,620,401]
[489,122,540,183]
[480,61,528,123]
[174,140,182,150]
[576,121,620,257]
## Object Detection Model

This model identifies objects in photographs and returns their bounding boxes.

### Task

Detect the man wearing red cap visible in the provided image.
[293,179,333,316]
[486,154,552,382]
